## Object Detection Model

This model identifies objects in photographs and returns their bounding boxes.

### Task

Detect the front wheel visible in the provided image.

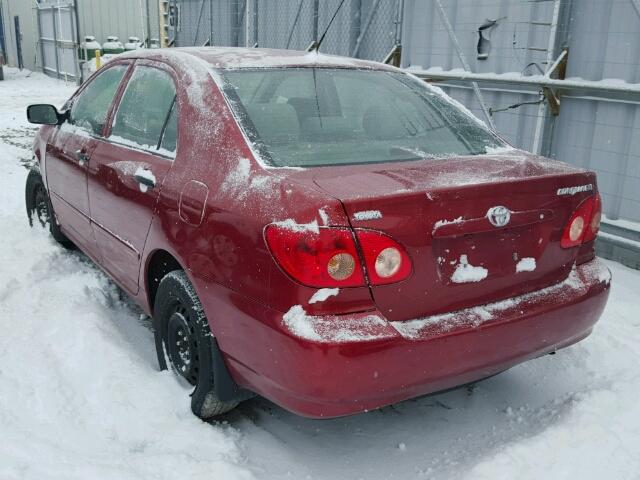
[153,270,239,419]
[25,167,74,248]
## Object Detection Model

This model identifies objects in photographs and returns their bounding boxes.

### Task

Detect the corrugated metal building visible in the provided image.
[0,0,160,76]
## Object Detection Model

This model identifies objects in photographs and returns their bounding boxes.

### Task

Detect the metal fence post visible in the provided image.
[231,0,239,46]
[72,0,82,83]
[349,0,362,55]
[209,0,213,45]
[312,0,319,42]
[352,0,381,58]
[286,0,305,49]
[145,0,152,47]
[50,8,60,78]
[536,0,573,158]
[433,0,495,130]
[394,0,404,45]
[253,0,258,46]
[532,0,562,155]
[35,6,46,74]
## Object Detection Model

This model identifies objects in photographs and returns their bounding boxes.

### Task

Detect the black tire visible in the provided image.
[25,167,74,249]
[153,270,239,419]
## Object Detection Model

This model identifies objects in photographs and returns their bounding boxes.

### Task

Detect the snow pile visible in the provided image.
[134,166,156,192]
[434,216,464,229]
[394,259,611,340]
[451,255,489,283]
[200,47,379,70]
[309,288,340,304]
[484,145,520,155]
[516,257,537,273]
[282,306,392,343]
[272,218,320,234]
[83,53,117,74]
[318,207,330,225]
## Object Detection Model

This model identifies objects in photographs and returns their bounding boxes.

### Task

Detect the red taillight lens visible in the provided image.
[583,193,602,243]
[561,194,600,248]
[355,230,412,285]
[264,225,365,287]
[265,224,413,287]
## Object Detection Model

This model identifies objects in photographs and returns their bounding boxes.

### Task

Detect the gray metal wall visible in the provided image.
[76,0,148,45]
[402,0,640,225]
[553,0,640,223]
[75,0,161,47]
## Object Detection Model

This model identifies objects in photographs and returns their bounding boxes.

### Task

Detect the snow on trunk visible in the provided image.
[451,255,488,283]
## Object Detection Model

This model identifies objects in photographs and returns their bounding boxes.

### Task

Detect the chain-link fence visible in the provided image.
[173,0,402,62]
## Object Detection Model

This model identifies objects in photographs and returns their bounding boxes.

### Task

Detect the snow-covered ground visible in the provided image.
[1,67,639,479]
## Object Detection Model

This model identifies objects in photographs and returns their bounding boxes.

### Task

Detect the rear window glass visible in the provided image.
[220,68,505,168]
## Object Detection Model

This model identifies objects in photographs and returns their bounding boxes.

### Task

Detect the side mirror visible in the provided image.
[27,104,66,125]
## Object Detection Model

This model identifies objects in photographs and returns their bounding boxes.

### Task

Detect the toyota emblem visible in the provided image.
[487,206,511,227]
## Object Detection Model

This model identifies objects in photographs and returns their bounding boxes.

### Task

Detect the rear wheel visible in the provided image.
[25,167,74,248]
[154,270,239,419]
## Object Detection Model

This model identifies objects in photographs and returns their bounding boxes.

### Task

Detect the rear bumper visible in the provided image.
[225,258,611,418]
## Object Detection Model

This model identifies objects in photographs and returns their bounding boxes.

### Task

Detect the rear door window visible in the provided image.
[70,65,127,135]
[110,66,177,155]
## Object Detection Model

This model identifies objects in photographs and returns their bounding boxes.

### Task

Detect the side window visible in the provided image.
[110,66,177,151]
[159,100,178,153]
[71,65,127,135]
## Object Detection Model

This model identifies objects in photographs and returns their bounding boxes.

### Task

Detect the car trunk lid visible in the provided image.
[290,151,597,321]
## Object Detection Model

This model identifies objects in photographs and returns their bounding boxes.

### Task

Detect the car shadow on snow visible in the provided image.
[220,348,600,478]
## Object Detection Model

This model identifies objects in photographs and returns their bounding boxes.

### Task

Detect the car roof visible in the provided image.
[120,46,397,72]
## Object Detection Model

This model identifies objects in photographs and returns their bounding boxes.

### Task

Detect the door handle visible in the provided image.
[76,149,90,165]
[134,170,156,189]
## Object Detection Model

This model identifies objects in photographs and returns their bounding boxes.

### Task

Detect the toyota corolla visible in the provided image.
[25,47,611,419]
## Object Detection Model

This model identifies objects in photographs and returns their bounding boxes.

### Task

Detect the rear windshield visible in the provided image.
[219,68,505,168]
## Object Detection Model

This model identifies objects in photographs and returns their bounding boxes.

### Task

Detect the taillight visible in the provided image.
[264,224,412,287]
[561,194,601,248]
[355,230,412,285]
[264,225,365,287]
[583,193,601,243]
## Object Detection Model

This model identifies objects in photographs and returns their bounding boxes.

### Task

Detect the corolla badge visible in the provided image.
[486,206,511,227]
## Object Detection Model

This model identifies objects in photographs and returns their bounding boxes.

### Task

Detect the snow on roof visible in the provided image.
[119,46,395,71]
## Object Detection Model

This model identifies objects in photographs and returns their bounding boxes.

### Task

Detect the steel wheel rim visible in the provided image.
[166,306,199,385]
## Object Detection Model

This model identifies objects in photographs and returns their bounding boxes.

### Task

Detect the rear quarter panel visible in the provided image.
[138,60,374,371]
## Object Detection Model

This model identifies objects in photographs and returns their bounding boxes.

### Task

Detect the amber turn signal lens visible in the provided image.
[569,216,585,242]
[375,247,402,278]
[327,253,356,281]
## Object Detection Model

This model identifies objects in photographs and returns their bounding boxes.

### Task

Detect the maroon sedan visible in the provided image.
[25,47,610,419]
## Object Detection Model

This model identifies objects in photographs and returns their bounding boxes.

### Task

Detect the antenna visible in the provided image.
[313,0,347,53]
